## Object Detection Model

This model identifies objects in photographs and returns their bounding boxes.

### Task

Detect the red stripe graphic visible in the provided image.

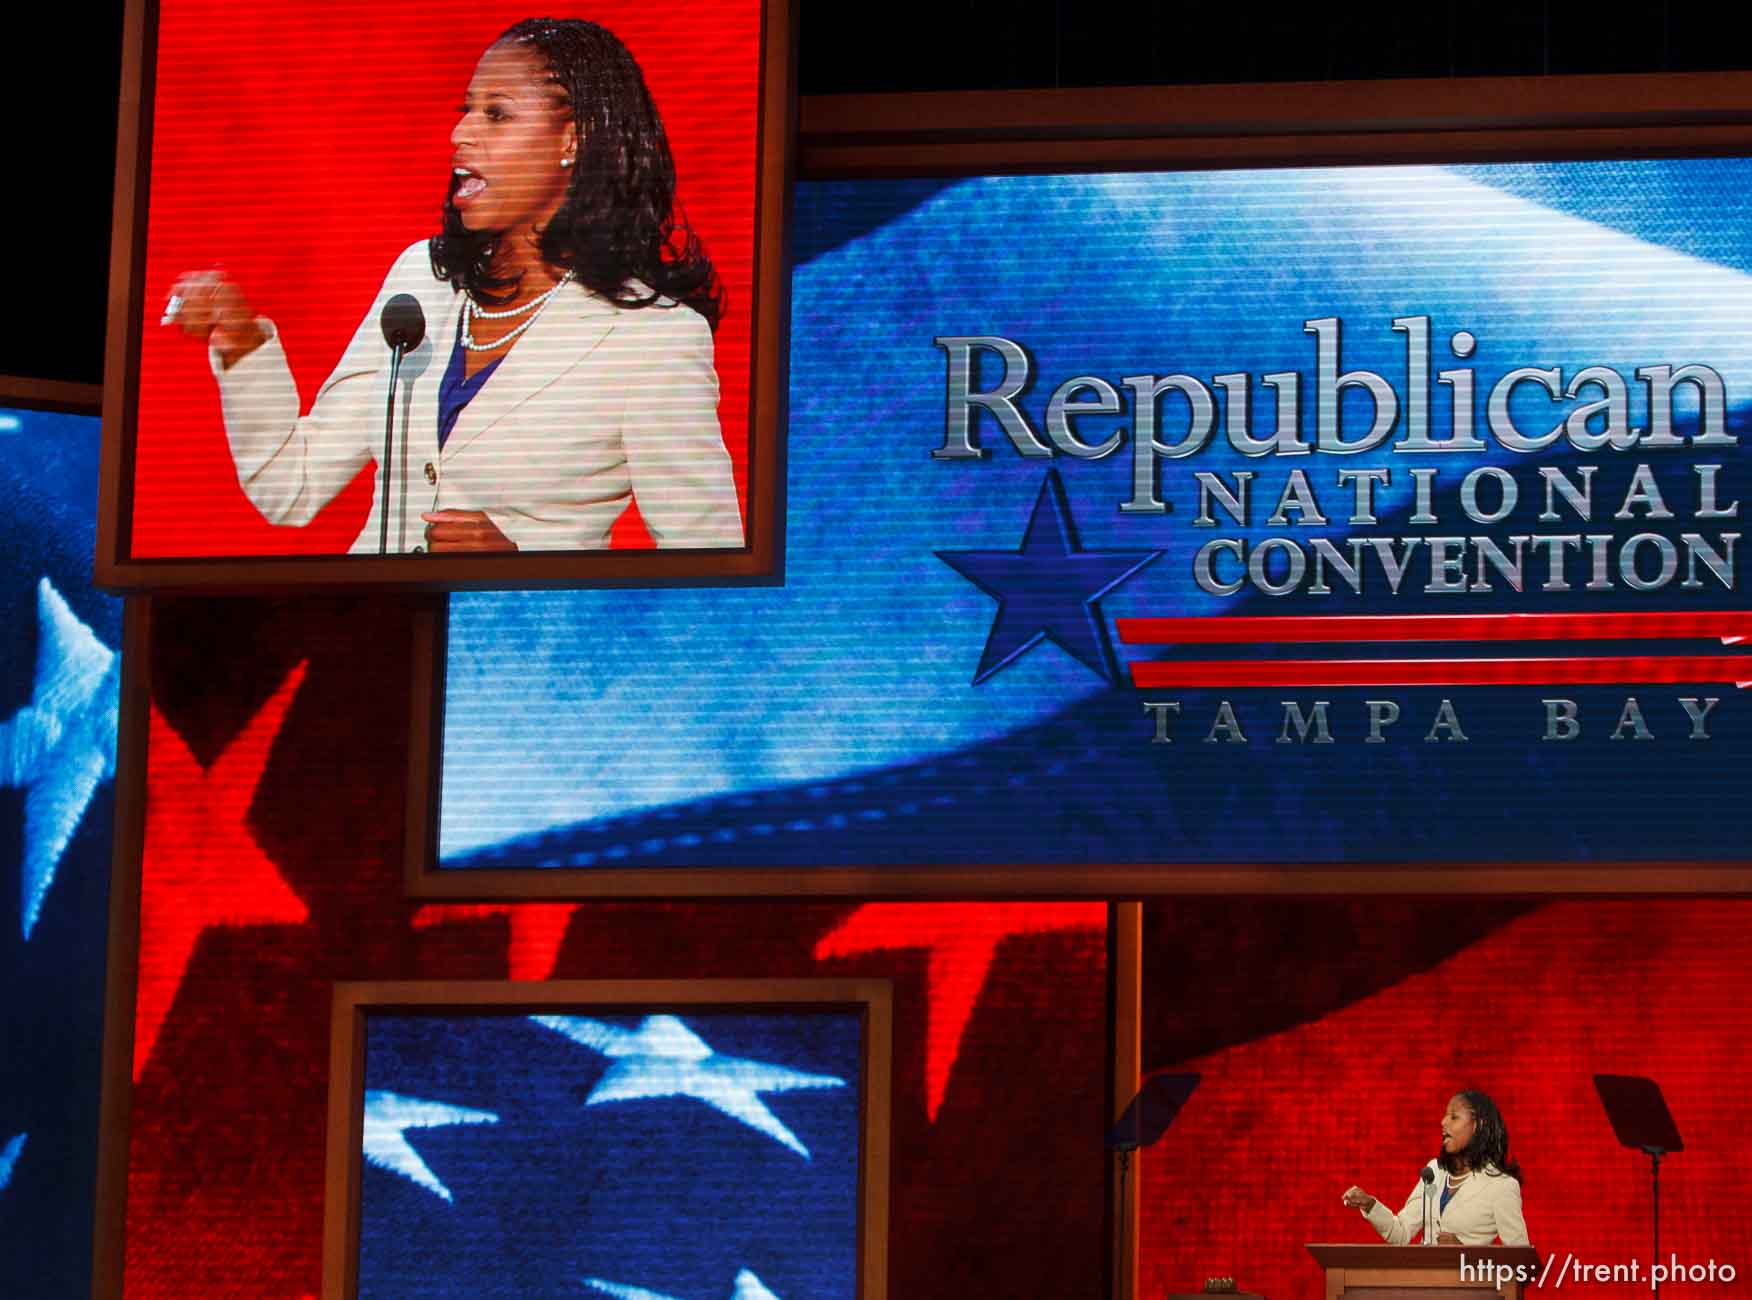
[1129,655,1752,689]
[1117,611,1752,645]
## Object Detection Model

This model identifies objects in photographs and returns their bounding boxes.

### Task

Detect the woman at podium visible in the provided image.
[1341,1090,1529,1246]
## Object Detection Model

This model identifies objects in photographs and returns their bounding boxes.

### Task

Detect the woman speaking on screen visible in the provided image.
[163,18,743,554]
[1341,1090,1530,1246]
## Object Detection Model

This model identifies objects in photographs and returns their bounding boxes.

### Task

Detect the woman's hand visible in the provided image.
[163,270,268,369]
[1341,1186,1377,1213]
[420,510,518,552]
[1438,1232,1461,1246]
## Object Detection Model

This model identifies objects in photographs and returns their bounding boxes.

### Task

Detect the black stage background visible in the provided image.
[12,1,1752,387]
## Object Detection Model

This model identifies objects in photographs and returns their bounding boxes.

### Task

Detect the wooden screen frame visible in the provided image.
[320,978,891,1300]
[796,70,1752,177]
[92,597,151,1300]
[0,377,103,415]
[398,72,1752,897]
[94,0,795,593]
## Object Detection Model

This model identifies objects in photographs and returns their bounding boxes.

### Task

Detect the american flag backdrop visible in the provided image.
[123,591,1109,1296]
[355,1009,863,1298]
[0,406,119,1295]
[117,595,1752,1299]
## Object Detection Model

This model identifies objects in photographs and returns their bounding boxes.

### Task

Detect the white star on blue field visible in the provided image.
[531,1015,846,1158]
[0,577,117,940]
[361,1090,499,1202]
[585,1267,781,1300]
[0,1132,24,1193]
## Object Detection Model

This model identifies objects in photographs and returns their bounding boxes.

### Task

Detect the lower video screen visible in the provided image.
[350,1004,866,1297]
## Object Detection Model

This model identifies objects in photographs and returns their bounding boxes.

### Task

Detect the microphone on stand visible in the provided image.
[1421,1163,1438,1246]
[381,294,426,351]
[378,294,427,554]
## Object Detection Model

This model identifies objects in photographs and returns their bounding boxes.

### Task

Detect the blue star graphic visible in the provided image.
[531,1014,845,1159]
[0,1132,24,1194]
[936,470,1161,685]
[0,578,118,939]
[584,1268,781,1300]
[361,1090,499,1202]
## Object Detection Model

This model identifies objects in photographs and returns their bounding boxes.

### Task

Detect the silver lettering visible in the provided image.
[1144,700,1182,743]
[1680,696,1720,740]
[1278,701,1334,744]
[1044,375,1124,458]
[1612,697,1653,740]
[1307,317,1398,454]
[1425,699,1468,742]
[934,336,1047,458]
[1122,374,1216,513]
[1543,699,1580,741]
[1204,701,1247,744]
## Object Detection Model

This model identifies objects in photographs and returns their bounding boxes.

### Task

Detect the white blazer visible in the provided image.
[211,240,744,554]
[1363,1159,1530,1247]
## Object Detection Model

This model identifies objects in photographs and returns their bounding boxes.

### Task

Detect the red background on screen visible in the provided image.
[131,0,759,557]
[1138,900,1751,1299]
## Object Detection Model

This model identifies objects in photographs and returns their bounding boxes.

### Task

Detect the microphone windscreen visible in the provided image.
[381,293,427,351]
[1422,1165,1437,1184]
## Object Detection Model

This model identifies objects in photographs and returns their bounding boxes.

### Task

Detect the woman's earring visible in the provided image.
[560,157,573,168]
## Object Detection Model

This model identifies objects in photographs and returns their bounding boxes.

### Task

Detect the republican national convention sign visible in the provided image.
[439,159,1752,873]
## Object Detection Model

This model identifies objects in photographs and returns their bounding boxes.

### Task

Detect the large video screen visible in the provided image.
[0,405,118,1292]
[359,1011,860,1296]
[1136,898,1749,1300]
[432,158,1752,889]
[103,0,786,586]
[322,982,884,1298]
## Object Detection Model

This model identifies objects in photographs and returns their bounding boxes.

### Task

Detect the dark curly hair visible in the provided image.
[429,17,723,328]
[1442,1089,1523,1183]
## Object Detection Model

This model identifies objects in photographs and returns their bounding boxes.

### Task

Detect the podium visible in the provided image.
[1307,1245,1542,1300]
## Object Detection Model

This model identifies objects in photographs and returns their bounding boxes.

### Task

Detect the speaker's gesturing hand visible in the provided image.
[1341,1185,1377,1213]
[162,270,268,369]
[420,510,517,552]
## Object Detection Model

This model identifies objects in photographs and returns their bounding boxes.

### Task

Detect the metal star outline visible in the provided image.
[531,1014,845,1159]
[936,469,1161,685]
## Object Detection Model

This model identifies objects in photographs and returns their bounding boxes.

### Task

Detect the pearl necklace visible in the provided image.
[461,270,573,352]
